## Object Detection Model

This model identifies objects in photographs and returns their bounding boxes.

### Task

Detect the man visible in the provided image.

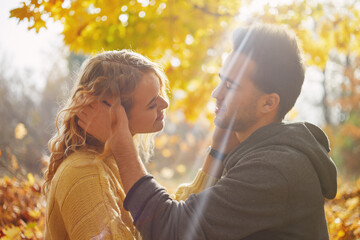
[79,24,337,239]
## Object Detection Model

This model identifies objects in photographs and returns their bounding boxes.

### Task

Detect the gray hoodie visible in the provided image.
[124,122,337,240]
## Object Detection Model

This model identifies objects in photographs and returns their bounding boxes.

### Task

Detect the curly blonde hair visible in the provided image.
[43,50,168,195]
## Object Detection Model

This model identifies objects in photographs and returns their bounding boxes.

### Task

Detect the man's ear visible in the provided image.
[260,93,280,114]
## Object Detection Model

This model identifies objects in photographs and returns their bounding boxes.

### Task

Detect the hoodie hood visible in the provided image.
[227,122,337,199]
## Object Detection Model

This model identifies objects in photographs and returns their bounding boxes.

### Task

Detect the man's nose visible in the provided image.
[211,82,225,101]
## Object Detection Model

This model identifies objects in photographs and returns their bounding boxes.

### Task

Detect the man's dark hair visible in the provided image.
[232,24,305,120]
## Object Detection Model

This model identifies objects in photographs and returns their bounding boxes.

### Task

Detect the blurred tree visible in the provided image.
[246,0,360,175]
[0,57,42,175]
[9,0,360,175]
[0,50,72,176]
[10,0,247,120]
[251,0,360,125]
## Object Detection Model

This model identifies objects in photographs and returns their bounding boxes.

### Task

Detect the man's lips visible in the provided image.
[215,105,225,114]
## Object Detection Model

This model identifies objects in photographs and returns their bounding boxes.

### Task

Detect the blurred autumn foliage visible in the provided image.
[1,0,360,238]
[0,174,45,240]
[0,171,360,239]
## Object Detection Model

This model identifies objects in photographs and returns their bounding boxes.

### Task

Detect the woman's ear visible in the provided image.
[260,93,280,114]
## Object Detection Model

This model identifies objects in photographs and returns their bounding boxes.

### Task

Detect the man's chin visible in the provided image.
[214,117,230,129]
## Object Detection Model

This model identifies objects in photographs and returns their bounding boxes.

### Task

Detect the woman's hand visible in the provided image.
[211,127,239,154]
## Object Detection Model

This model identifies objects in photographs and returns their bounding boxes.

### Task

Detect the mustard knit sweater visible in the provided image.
[45,150,217,240]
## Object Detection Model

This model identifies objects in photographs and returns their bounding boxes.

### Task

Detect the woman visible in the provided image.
[44,50,170,239]
[44,50,218,239]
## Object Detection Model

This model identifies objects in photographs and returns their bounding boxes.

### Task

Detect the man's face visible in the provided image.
[212,52,264,132]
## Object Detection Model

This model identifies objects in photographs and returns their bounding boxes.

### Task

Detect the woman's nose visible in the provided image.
[158,96,169,110]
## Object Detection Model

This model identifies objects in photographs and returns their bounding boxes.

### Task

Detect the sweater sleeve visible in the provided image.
[57,169,135,240]
[174,169,219,201]
[124,160,288,240]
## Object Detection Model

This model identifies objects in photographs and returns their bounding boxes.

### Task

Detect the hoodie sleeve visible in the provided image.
[124,160,289,240]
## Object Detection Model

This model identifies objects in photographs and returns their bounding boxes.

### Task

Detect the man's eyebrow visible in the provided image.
[146,96,157,106]
[219,73,237,84]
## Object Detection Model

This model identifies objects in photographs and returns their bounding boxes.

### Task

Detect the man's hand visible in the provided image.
[77,99,146,193]
[77,100,113,143]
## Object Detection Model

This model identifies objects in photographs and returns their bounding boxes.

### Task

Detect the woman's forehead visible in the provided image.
[132,72,160,105]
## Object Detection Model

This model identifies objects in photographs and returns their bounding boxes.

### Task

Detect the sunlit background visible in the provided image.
[0,0,359,238]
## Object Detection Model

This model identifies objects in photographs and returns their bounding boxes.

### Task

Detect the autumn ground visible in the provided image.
[0,174,359,240]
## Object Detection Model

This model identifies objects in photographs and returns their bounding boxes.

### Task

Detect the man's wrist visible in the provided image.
[207,146,227,161]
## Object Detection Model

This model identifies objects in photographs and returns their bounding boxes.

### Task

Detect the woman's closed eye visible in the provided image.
[149,103,157,109]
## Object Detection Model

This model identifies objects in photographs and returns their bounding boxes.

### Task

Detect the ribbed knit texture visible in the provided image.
[45,150,215,239]
[174,170,219,201]
[45,151,138,239]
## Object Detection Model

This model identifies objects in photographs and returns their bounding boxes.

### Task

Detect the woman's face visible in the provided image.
[127,71,168,135]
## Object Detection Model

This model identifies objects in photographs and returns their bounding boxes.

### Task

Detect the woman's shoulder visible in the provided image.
[51,151,107,191]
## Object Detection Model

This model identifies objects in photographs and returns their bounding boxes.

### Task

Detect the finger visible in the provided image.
[77,111,88,123]
[77,119,87,130]
[77,109,87,118]
[80,105,92,116]
[82,103,100,116]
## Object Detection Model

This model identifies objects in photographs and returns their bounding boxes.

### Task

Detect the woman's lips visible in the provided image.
[156,113,164,121]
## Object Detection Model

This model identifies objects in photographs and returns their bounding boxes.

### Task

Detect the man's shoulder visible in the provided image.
[231,144,307,165]
[227,144,315,182]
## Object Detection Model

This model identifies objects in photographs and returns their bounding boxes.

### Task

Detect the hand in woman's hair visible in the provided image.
[77,100,113,143]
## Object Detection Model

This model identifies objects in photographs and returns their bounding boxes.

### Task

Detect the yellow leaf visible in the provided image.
[345,197,359,211]
[31,19,47,33]
[15,123,27,140]
[4,175,11,184]
[27,173,35,185]
[0,149,2,158]
[337,230,345,237]
[24,228,34,238]
[3,226,21,238]
[29,210,41,219]
[9,3,33,22]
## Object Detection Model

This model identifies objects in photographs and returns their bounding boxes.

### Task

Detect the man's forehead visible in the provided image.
[219,52,255,80]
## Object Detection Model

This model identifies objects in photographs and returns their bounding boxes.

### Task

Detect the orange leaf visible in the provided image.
[11,155,19,171]
[9,3,33,22]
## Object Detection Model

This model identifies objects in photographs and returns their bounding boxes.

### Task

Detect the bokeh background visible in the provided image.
[0,0,359,238]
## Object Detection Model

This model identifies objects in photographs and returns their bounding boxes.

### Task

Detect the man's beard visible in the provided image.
[215,109,257,132]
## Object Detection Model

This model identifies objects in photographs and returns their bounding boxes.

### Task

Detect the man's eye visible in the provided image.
[225,81,232,89]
